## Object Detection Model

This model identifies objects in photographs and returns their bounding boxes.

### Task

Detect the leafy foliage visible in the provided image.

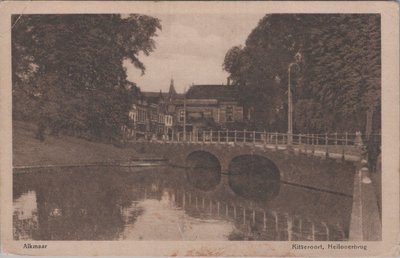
[223,14,380,134]
[12,14,161,141]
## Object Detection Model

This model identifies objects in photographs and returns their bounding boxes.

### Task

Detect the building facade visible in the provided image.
[124,79,244,141]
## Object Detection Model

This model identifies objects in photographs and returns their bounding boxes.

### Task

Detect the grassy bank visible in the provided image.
[13,121,148,167]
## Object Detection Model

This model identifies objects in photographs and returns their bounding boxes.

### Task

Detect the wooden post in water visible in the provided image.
[311,222,316,241]
[218,131,220,143]
[322,222,330,241]
[210,130,213,143]
[253,131,256,144]
[273,212,279,236]
[243,208,246,225]
[203,131,205,144]
[234,130,237,143]
[335,132,338,145]
[287,214,293,241]
[226,130,229,143]
[263,211,267,231]
[252,210,256,224]
[244,129,247,143]
[182,192,186,209]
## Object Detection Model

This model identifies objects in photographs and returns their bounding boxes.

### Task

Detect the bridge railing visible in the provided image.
[169,130,380,147]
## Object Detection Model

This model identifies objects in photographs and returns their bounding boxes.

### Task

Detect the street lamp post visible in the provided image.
[183,86,187,141]
[287,53,301,145]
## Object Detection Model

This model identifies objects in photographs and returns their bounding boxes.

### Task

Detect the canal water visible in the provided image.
[13,166,353,241]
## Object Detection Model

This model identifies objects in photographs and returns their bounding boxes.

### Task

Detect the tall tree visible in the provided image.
[12,14,161,141]
[299,14,381,133]
[223,14,381,134]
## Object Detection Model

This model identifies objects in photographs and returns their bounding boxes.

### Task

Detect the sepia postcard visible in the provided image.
[0,1,399,256]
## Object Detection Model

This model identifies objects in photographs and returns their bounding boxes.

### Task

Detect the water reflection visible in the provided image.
[13,166,352,241]
[186,151,221,190]
[120,190,234,240]
[228,155,280,201]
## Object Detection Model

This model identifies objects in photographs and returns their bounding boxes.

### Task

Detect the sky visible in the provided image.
[124,13,264,93]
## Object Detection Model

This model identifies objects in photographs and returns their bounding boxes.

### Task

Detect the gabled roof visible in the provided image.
[185,85,239,101]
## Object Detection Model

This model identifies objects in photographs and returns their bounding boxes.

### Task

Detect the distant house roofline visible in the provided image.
[185,84,239,101]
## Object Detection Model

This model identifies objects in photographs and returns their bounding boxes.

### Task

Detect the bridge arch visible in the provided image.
[228,154,280,201]
[185,150,221,191]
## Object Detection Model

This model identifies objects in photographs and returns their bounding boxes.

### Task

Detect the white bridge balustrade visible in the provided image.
[155,130,379,161]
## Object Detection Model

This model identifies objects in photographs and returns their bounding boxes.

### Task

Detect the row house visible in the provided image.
[124,79,244,141]
[125,92,167,140]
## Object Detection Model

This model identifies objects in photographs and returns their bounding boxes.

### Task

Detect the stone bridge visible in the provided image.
[132,141,361,196]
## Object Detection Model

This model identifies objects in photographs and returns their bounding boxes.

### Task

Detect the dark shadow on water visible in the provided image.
[185,151,221,191]
[228,155,280,202]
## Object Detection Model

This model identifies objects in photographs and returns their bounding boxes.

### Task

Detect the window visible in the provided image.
[226,106,233,122]
[179,110,185,122]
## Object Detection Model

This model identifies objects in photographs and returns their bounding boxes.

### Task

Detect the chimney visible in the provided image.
[227,77,231,86]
